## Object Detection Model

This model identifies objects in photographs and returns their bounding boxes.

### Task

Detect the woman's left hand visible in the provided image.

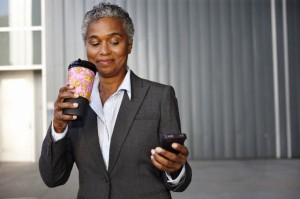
[151,143,189,175]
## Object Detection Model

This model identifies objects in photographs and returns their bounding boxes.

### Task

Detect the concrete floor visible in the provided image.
[0,159,299,199]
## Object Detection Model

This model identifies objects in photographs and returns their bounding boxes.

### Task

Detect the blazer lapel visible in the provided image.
[82,107,108,173]
[108,73,149,173]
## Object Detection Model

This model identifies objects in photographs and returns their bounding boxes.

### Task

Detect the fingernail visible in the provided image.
[73,103,78,107]
[74,93,79,97]
[151,155,154,160]
[151,149,155,155]
[73,115,77,119]
[156,147,163,153]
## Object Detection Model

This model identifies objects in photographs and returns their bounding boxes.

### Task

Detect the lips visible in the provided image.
[97,59,114,66]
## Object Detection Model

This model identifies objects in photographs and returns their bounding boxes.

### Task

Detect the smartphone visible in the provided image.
[160,133,187,154]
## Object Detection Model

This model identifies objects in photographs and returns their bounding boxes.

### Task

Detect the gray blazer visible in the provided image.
[39,72,192,199]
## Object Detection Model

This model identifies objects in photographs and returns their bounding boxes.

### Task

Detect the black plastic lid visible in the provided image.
[68,59,97,73]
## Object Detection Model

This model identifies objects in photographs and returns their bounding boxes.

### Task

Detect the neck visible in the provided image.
[98,70,127,104]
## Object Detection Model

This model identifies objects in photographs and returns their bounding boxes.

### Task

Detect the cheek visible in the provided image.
[86,47,97,60]
[115,51,128,64]
[115,46,130,59]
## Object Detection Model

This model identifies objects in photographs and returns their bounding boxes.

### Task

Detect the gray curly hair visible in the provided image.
[81,2,134,44]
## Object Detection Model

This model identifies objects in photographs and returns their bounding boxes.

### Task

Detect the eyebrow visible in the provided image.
[108,32,123,37]
[87,32,123,40]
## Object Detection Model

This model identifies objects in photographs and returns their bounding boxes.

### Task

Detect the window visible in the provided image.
[0,0,42,67]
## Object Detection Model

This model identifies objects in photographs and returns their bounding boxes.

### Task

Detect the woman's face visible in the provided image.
[85,17,132,78]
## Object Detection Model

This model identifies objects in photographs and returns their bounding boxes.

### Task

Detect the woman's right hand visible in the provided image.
[53,85,79,133]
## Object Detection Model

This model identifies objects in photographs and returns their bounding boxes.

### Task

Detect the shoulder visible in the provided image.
[131,71,172,90]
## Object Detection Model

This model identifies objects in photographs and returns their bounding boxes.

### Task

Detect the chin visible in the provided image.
[98,70,117,78]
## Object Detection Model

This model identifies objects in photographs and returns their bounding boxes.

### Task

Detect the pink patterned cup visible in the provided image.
[63,59,97,119]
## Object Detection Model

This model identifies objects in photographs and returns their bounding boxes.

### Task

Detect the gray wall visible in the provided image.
[45,0,300,159]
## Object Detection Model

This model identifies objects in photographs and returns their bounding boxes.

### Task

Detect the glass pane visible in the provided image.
[32,0,41,26]
[0,0,9,27]
[0,0,41,27]
[0,30,41,66]
[0,32,10,65]
[32,31,41,64]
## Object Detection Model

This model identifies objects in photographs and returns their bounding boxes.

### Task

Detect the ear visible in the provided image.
[127,43,133,54]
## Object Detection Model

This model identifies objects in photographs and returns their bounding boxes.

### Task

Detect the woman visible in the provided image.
[39,3,192,199]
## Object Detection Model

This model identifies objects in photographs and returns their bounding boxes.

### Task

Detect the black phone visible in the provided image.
[160,133,187,154]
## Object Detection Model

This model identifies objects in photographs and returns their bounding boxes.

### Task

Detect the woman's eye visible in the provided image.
[110,40,119,45]
[91,42,99,46]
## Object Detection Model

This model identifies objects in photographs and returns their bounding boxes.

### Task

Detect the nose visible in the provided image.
[99,42,111,55]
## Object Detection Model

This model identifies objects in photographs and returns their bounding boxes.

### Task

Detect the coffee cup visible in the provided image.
[63,59,97,119]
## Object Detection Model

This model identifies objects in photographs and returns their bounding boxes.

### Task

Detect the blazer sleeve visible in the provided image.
[39,123,74,187]
[159,85,192,192]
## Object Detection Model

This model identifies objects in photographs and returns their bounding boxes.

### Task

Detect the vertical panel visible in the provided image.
[157,1,170,84]
[167,0,180,93]
[189,0,202,158]
[63,0,85,61]
[147,0,158,81]
[219,0,235,158]
[136,0,148,79]
[263,0,276,158]
[282,0,292,158]
[177,0,193,151]
[231,0,246,158]
[64,0,75,65]
[210,0,224,158]
[252,0,267,158]
[126,0,138,72]
[45,0,65,103]
[251,0,276,158]
[275,0,289,158]
[75,0,85,58]
[241,0,256,158]
[287,0,300,157]
[199,0,214,158]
